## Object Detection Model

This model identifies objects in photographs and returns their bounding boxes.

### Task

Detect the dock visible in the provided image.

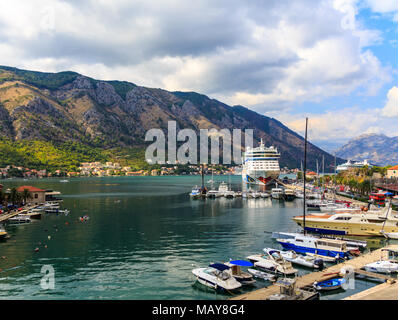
[0,204,39,223]
[230,244,398,300]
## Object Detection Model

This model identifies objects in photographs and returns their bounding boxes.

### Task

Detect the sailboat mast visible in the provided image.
[303,118,308,236]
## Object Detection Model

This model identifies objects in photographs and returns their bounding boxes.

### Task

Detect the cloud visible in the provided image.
[275,85,398,150]
[381,86,398,117]
[0,0,391,111]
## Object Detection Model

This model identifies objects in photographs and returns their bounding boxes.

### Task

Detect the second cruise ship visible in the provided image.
[242,139,280,185]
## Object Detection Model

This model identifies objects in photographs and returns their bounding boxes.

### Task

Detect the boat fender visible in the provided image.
[314,259,324,269]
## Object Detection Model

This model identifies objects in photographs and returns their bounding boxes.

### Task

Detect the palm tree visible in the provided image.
[21,188,32,205]
[9,188,22,207]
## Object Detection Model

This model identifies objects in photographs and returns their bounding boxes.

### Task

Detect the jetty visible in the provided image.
[0,204,39,223]
[230,244,398,300]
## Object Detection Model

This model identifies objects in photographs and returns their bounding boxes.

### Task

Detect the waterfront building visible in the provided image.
[387,166,398,179]
[16,186,46,205]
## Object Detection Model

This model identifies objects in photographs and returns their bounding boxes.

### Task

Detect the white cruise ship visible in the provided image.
[241,139,280,185]
[336,159,373,173]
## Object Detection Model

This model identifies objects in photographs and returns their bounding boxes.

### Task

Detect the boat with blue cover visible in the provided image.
[224,260,256,286]
[313,277,346,291]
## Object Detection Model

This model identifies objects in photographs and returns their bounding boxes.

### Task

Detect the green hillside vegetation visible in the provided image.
[0,139,155,173]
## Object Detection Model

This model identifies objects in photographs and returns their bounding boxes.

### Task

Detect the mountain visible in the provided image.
[0,65,340,170]
[335,133,398,166]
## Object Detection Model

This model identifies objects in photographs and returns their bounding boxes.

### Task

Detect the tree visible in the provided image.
[21,188,32,205]
[8,187,22,206]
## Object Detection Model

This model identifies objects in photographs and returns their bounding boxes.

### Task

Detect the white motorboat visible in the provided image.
[271,187,284,200]
[246,252,298,276]
[224,190,236,199]
[251,192,261,199]
[60,180,69,183]
[364,260,398,274]
[247,268,277,281]
[192,263,242,292]
[381,230,398,240]
[218,182,229,193]
[275,233,351,259]
[224,260,256,286]
[8,215,31,225]
[364,249,398,274]
[263,248,324,269]
[206,189,220,198]
[45,208,69,214]
[260,192,271,198]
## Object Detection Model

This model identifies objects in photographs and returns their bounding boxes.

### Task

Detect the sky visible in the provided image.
[0,0,398,152]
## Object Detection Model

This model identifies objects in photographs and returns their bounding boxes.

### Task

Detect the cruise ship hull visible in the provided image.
[242,170,280,185]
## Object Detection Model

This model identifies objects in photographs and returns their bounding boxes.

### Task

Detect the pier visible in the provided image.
[230,244,398,300]
[0,204,39,223]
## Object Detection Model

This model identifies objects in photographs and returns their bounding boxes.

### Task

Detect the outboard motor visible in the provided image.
[314,259,324,270]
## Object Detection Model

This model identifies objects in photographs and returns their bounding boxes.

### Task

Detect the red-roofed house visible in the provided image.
[16,186,46,204]
[305,171,318,179]
[387,166,398,179]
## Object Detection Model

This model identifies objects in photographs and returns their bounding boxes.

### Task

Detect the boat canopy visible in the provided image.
[229,260,253,267]
[209,263,230,271]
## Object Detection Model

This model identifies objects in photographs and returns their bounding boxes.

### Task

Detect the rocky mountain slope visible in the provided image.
[0,65,341,170]
[335,133,398,166]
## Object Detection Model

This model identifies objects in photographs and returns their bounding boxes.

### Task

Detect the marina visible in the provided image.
[0,175,396,300]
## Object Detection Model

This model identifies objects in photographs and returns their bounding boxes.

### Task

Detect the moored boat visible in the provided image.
[224,260,256,286]
[276,233,351,259]
[192,263,242,292]
[0,224,8,239]
[247,251,298,276]
[263,248,324,269]
[247,268,277,281]
[313,277,346,291]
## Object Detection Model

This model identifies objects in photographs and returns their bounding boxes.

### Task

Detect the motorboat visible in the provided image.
[364,249,398,274]
[247,268,277,281]
[246,252,298,276]
[313,277,346,291]
[218,182,229,193]
[224,260,256,286]
[364,260,398,274]
[45,208,70,214]
[381,230,398,240]
[21,210,42,219]
[206,189,220,198]
[263,248,324,269]
[260,192,271,198]
[192,263,242,292]
[60,180,69,183]
[275,233,351,259]
[190,186,201,199]
[293,202,398,237]
[251,192,261,199]
[271,187,284,200]
[283,189,296,201]
[0,224,8,239]
[8,215,32,225]
[224,190,236,199]
[271,231,366,251]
